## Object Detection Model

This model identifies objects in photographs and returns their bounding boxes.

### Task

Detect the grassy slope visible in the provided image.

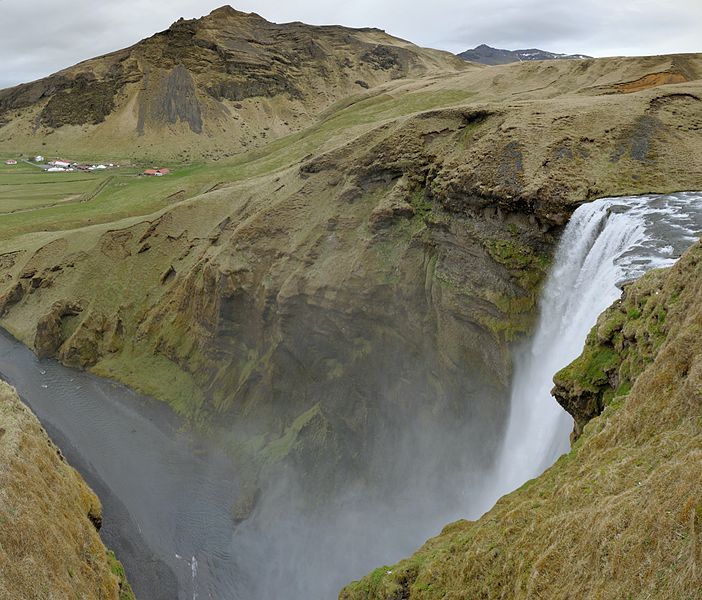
[0,83,475,241]
[0,380,134,600]
[340,243,702,600]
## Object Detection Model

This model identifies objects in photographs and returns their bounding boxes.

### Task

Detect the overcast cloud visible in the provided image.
[0,0,700,89]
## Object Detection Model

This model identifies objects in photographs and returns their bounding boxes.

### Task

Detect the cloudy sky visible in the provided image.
[1,0,700,89]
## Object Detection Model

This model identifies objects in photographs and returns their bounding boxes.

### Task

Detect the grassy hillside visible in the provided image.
[0,380,133,600]
[341,239,702,600]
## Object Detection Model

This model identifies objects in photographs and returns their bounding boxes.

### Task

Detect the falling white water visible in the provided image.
[476,192,702,513]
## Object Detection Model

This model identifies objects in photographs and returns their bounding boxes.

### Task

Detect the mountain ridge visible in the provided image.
[0,5,466,161]
[459,43,591,65]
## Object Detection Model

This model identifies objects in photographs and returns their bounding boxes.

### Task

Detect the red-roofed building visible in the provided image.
[4,159,17,165]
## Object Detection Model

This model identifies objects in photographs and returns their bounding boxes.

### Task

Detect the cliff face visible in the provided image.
[341,241,702,600]
[0,5,465,161]
[0,380,133,600]
[1,53,701,509]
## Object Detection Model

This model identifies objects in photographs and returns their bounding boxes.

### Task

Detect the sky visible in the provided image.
[0,0,701,89]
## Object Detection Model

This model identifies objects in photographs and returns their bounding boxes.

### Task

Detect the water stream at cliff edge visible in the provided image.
[475,191,702,514]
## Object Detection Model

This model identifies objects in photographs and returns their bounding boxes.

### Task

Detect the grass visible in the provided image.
[0,87,476,246]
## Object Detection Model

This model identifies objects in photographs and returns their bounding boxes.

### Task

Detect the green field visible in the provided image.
[0,84,477,244]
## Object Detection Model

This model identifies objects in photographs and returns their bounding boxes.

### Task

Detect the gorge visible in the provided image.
[1,6,701,600]
[2,192,701,599]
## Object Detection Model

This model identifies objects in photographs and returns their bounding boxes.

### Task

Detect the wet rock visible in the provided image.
[0,282,24,316]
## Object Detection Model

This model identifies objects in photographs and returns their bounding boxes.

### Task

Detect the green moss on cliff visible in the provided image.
[552,266,672,436]
[107,551,136,600]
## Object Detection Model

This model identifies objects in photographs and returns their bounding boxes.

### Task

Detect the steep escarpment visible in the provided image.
[0,380,133,600]
[341,240,702,599]
[1,54,702,509]
[0,5,465,161]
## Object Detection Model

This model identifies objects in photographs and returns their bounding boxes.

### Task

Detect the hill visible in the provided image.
[0,5,465,162]
[459,43,591,65]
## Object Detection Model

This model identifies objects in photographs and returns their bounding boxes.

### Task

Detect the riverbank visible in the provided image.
[0,378,133,599]
[0,328,240,600]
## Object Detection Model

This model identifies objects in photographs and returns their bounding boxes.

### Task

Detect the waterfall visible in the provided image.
[476,192,702,513]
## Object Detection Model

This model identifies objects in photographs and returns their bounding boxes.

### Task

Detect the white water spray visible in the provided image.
[477,192,702,512]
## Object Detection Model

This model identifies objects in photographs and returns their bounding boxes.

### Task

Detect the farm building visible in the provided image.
[144,168,170,176]
[4,159,17,165]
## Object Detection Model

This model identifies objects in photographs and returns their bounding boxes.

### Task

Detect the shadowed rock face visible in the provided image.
[342,239,702,600]
[137,64,204,134]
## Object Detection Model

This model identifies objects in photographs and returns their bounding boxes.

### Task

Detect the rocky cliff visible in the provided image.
[341,237,702,600]
[0,380,133,599]
[1,52,701,517]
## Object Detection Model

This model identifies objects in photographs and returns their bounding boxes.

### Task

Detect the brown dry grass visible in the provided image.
[341,242,702,599]
[0,381,132,599]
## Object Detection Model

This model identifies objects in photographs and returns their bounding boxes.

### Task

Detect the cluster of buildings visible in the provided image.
[45,159,116,173]
[4,156,172,177]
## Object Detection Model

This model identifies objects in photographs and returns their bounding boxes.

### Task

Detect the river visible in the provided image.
[0,330,240,600]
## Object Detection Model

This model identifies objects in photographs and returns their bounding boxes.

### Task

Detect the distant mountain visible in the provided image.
[458,44,591,65]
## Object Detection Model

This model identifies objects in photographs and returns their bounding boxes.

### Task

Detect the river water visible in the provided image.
[0,331,240,600]
[1,192,701,599]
